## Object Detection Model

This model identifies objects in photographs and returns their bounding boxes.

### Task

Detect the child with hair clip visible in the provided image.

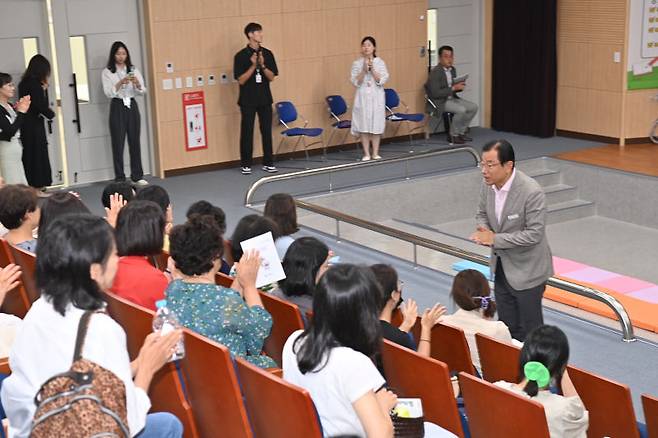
[494,325,588,438]
[441,269,514,374]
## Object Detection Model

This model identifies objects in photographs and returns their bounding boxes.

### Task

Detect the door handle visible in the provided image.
[47,119,53,135]
[68,73,81,133]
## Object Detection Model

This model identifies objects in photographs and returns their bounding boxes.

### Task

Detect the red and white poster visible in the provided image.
[182,91,208,151]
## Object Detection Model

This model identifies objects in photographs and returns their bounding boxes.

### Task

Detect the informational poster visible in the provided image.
[628,0,658,89]
[182,91,207,151]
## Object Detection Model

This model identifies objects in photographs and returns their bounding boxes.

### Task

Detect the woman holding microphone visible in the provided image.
[350,36,389,161]
[0,73,30,184]
[102,41,148,186]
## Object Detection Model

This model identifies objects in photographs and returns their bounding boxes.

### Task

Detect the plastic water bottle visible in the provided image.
[153,299,185,361]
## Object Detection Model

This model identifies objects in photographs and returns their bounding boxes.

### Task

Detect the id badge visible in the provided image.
[255,72,262,83]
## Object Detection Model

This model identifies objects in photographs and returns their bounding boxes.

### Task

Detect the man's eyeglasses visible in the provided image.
[478,161,501,169]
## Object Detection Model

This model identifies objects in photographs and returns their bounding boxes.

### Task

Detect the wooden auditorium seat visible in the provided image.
[458,372,550,438]
[567,365,640,438]
[381,339,464,437]
[641,393,658,438]
[7,244,39,303]
[0,239,31,318]
[215,272,233,288]
[426,323,476,375]
[0,356,10,374]
[235,357,322,438]
[258,291,304,367]
[103,291,199,438]
[475,332,521,383]
[179,329,253,438]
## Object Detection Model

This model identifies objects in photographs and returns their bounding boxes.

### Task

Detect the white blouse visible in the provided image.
[101,65,147,108]
[1,298,151,437]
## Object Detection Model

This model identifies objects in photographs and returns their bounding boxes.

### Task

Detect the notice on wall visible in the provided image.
[628,0,658,89]
[182,91,208,151]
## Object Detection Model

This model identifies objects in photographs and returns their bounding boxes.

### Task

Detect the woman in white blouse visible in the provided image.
[0,73,30,184]
[350,36,389,161]
[494,325,588,438]
[102,41,148,186]
[441,269,513,373]
[0,214,183,437]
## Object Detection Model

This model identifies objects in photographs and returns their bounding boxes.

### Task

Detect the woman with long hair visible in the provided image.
[19,55,54,189]
[102,41,148,186]
[0,73,30,184]
[350,36,389,161]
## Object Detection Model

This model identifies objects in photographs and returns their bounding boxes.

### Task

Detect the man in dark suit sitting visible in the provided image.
[425,45,478,144]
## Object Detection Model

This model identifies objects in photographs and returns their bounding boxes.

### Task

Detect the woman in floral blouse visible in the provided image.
[165,215,276,368]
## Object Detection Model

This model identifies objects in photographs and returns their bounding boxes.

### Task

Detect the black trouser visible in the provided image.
[239,104,273,167]
[494,258,545,342]
[110,98,143,181]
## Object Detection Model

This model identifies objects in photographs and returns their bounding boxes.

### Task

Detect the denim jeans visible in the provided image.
[136,412,183,438]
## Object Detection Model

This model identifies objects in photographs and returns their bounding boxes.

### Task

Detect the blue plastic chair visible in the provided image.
[384,88,426,144]
[325,95,354,152]
[275,101,324,161]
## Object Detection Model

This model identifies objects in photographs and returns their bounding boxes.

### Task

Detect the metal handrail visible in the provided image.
[244,145,480,206]
[294,199,637,342]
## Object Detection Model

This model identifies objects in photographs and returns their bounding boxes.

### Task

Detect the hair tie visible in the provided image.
[476,295,494,309]
[524,361,550,387]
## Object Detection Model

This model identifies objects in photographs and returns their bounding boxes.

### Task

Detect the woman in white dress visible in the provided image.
[0,73,30,184]
[350,36,389,161]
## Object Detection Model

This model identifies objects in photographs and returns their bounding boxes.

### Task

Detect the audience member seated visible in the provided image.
[494,325,588,438]
[230,214,280,265]
[0,214,183,437]
[110,200,169,311]
[0,185,39,253]
[165,215,276,368]
[371,264,445,357]
[264,193,299,260]
[135,185,173,239]
[186,200,230,275]
[271,237,331,318]
[37,191,91,235]
[283,264,457,438]
[102,181,135,210]
[441,269,513,373]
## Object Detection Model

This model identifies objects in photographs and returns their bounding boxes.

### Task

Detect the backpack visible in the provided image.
[30,310,130,437]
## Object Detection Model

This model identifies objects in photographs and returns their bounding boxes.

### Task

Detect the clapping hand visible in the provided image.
[15,96,31,113]
[399,298,418,332]
[105,193,127,228]
[470,226,494,246]
[0,264,21,307]
[421,303,446,329]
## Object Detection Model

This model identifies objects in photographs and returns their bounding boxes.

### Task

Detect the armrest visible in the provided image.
[0,357,10,375]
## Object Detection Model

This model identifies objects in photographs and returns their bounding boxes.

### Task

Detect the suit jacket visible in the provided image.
[424,65,458,114]
[476,170,554,290]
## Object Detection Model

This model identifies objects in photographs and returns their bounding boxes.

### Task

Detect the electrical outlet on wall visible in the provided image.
[220,73,229,84]
[613,51,621,63]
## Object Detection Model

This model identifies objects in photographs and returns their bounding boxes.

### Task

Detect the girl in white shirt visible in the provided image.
[494,325,588,438]
[1,214,182,437]
[101,41,148,186]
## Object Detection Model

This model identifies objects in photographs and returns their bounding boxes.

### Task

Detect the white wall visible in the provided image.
[427,0,482,125]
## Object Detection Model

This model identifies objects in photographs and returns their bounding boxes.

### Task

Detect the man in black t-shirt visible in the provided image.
[233,22,279,175]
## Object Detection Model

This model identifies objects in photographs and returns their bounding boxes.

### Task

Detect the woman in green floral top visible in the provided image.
[165,215,276,369]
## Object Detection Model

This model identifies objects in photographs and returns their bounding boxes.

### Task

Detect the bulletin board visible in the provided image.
[182,91,208,150]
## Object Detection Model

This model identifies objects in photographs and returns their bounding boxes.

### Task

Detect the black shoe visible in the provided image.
[114,177,127,182]
[241,167,252,175]
[262,165,278,173]
[451,136,465,144]
[460,134,473,142]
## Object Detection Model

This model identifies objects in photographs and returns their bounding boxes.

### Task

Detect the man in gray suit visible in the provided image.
[470,140,554,341]
[425,45,478,144]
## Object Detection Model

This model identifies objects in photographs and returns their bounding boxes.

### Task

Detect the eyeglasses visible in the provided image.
[478,161,501,169]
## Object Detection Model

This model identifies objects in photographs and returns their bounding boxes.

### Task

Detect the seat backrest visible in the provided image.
[384,88,400,109]
[429,323,476,375]
[475,333,521,383]
[235,357,322,438]
[151,251,169,271]
[276,101,298,124]
[215,272,233,288]
[390,308,403,328]
[642,393,658,438]
[326,95,347,117]
[459,372,550,438]
[102,291,199,438]
[258,291,305,367]
[180,329,253,438]
[381,340,464,437]
[0,239,30,318]
[8,244,39,303]
[567,365,639,438]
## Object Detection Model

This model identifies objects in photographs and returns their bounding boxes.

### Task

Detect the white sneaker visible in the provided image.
[134,179,149,186]
[241,167,252,175]
[262,165,278,173]
[361,156,371,162]
[373,155,382,160]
